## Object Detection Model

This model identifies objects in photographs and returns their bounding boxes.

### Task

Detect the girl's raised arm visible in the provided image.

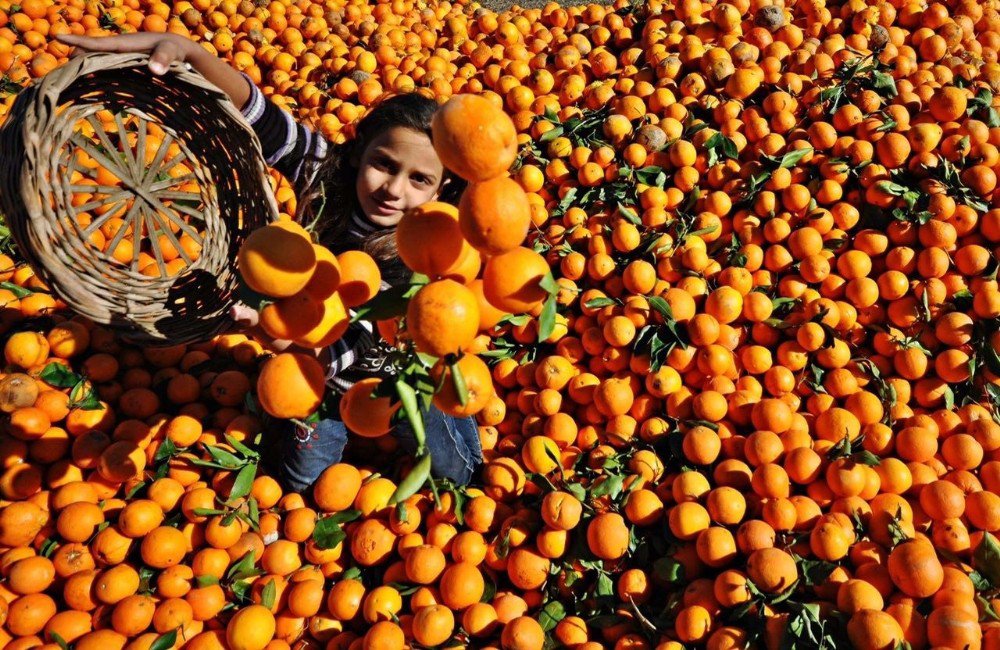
[235,70,329,195]
[57,33,330,193]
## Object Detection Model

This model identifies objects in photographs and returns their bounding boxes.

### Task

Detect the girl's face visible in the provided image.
[355,126,447,227]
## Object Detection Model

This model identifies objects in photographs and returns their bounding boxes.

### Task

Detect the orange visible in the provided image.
[405,279,480,356]
[395,201,473,277]
[339,378,400,438]
[335,251,382,308]
[237,222,317,298]
[458,176,532,256]
[226,605,276,650]
[256,352,325,419]
[482,246,551,314]
[313,463,363,512]
[432,94,518,182]
[586,512,629,560]
[500,616,545,650]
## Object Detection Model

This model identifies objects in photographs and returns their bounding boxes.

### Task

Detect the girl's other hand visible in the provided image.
[55,33,196,76]
[229,301,260,330]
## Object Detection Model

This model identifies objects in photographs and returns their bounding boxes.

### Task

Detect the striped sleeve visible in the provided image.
[238,73,329,191]
[325,319,377,386]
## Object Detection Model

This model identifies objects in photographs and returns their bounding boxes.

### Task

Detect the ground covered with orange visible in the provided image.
[2,0,1000,648]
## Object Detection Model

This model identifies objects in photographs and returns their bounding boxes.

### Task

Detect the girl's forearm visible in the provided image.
[183,39,252,110]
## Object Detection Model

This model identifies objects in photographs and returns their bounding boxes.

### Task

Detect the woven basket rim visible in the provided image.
[0,51,280,345]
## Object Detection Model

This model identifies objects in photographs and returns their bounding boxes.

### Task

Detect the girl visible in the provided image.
[58,32,484,491]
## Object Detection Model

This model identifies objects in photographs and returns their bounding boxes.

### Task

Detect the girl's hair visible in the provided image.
[298,92,466,286]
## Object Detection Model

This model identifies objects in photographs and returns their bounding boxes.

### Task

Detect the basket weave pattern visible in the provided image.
[0,52,278,344]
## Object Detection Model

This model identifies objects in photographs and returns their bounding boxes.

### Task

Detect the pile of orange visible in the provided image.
[2,0,1000,648]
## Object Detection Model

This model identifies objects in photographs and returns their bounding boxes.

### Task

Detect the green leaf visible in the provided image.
[196,575,220,587]
[261,579,276,610]
[0,281,32,298]
[224,435,260,460]
[943,385,956,411]
[539,600,567,631]
[584,297,617,310]
[40,363,81,388]
[590,473,624,499]
[565,483,587,502]
[230,579,253,604]
[539,272,560,296]
[395,379,427,451]
[39,537,59,558]
[153,438,179,466]
[974,532,1000,588]
[689,223,719,238]
[350,282,413,322]
[595,572,615,597]
[872,71,897,96]
[191,508,227,517]
[537,294,558,343]
[202,444,244,470]
[970,571,992,592]
[68,379,101,410]
[979,594,1000,622]
[49,632,70,650]
[617,203,641,226]
[228,463,257,502]
[149,630,179,650]
[551,186,578,218]
[449,360,469,408]
[226,551,263,582]
[635,165,667,187]
[539,125,564,142]
[497,313,530,327]
[853,450,882,467]
[646,295,673,321]
[778,147,813,169]
[389,454,432,506]
[795,555,838,587]
[312,509,363,549]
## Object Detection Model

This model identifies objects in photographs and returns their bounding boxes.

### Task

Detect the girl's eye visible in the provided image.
[412,174,433,186]
[371,157,395,172]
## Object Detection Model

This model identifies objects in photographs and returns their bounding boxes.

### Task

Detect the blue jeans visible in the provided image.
[276,407,483,493]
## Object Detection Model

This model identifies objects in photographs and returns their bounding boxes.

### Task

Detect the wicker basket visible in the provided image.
[0,52,279,344]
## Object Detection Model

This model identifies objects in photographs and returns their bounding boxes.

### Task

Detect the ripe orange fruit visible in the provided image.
[256,352,325,419]
[431,353,493,417]
[258,292,325,341]
[339,377,400,438]
[294,291,350,348]
[846,610,905,650]
[747,548,797,593]
[439,562,485,610]
[432,94,517,182]
[888,539,944,598]
[302,244,341,301]
[4,331,49,368]
[411,604,455,647]
[482,247,550,314]
[141,526,188,569]
[237,222,317,298]
[405,279,480,356]
[313,463,363,512]
[500,615,545,650]
[458,176,532,256]
[226,605,276,650]
[586,512,629,560]
[336,250,382,308]
[395,202,473,277]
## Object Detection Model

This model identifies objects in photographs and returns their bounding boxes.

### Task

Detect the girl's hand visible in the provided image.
[55,33,197,75]
[229,301,260,329]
